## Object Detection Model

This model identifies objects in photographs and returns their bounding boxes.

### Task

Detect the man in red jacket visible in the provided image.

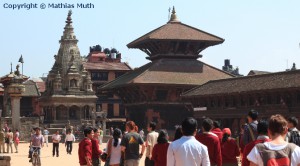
[79,127,94,166]
[211,121,223,141]
[242,120,271,166]
[196,118,222,166]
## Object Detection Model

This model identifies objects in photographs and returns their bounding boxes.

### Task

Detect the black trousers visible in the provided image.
[145,157,154,166]
[66,141,73,153]
[52,143,59,156]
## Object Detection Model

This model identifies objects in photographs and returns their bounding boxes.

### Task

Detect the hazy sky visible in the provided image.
[1,0,300,78]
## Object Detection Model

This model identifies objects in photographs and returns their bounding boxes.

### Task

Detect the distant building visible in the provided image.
[182,69,300,133]
[222,59,243,76]
[83,45,132,128]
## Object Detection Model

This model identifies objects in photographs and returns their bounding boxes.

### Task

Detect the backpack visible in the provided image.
[289,131,300,146]
[256,143,297,166]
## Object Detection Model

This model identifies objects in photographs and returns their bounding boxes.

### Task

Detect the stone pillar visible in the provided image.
[11,96,21,130]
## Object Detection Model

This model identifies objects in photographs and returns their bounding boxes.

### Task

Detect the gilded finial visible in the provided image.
[169,6,180,22]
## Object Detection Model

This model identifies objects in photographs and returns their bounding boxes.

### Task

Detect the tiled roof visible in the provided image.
[100,58,233,90]
[182,70,300,98]
[247,70,271,76]
[127,22,224,48]
[22,80,40,97]
[83,62,131,71]
[35,81,46,93]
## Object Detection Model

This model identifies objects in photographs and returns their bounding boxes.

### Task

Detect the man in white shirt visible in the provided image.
[247,114,300,166]
[145,122,159,166]
[52,130,61,157]
[64,129,75,155]
[167,117,210,166]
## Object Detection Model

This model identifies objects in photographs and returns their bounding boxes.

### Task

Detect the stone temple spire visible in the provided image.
[169,6,180,23]
[60,10,78,43]
[45,10,85,94]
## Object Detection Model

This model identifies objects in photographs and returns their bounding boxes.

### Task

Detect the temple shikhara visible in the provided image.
[100,7,233,129]
[39,11,97,125]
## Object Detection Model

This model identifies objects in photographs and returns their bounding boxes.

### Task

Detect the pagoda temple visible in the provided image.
[39,10,97,125]
[100,7,233,129]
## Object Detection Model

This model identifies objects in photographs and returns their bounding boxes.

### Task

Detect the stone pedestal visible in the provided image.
[11,96,21,131]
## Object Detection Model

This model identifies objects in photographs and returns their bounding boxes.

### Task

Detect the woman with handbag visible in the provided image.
[106,128,122,166]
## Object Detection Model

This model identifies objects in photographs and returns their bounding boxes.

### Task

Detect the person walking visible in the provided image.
[242,120,271,166]
[0,129,5,153]
[121,121,145,166]
[52,130,61,157]
[285,116,300,146]
[152,129,169,166]
[65,129,75,154]
[91,128,102,166]
[196,118,222,166]
[5,129,13,153]
[247,114,300,166]
[221,128,240,166]
[167,117,210,166]
[145,122,159,166]
[13,129,20,153]
[43,127,49,147]
[243,110,258,146]
[107,128,122,166]
[78,127,94,166]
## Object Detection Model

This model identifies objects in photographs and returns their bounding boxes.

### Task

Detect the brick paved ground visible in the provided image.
[1,142,146,166]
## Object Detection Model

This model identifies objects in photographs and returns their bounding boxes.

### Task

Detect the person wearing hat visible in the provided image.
[221,128,240,166]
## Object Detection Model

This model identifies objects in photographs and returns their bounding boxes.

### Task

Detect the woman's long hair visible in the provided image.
[113,128,122,147]
[157,129,168,144]
[173,126,183,141]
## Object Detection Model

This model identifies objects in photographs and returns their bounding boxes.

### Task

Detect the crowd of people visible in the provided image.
[77,110,300,166]
[0,125,19,154]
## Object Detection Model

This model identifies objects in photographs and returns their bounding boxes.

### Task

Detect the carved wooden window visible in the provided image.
[91,72,108,81]
[155,90,168,101]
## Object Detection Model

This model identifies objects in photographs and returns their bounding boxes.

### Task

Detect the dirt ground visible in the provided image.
[2,142,146,166]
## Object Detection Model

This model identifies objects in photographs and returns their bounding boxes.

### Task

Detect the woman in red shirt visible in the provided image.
[221,128,240,166]
[151,130,169,166]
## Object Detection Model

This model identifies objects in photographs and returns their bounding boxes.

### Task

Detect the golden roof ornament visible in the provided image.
[169,6,180,23]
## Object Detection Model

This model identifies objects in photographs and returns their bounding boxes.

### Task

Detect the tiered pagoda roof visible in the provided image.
[100,7,232,90]
[182,70,300,98]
